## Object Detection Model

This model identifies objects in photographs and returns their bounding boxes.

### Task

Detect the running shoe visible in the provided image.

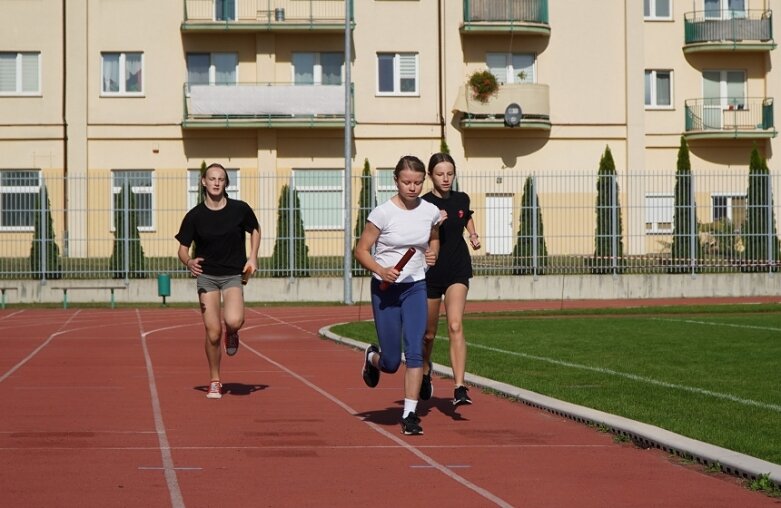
[362,344,380,388]
[225,330,239,356]
[453,385,472,406]
[206,381,223,399]
[419,361,433,401]
[400,412,423,435]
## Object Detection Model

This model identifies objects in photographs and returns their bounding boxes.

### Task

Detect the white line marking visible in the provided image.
[0,310,81,383]
[246,310,514,508]
[456,337,781,413]
[0,443,610,451]
[138,467,202,471]
[136,310,185,508]
[652,317,781,332]
[0,309,25,321]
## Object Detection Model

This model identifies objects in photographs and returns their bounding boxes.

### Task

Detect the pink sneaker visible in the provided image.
[206,381,222,399]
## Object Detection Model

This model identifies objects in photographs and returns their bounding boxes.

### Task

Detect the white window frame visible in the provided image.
[712,193,747,224]
[101,52,144,96]
[645,193,674,234]
[703,69,746,109]
[645,69,673,109]
[376,52,419,96]
[704,0,747,20]
[0,170,41,231]
[0,52,41,96]
[215,0,237,21]
[644,0,673,20]
[292,169,344,230]
[486,53,535,85]
[111,170,154,232]
[375,169,397,204]
[186,52,238,86]
[187,168,239,209]
[292,52,345,85]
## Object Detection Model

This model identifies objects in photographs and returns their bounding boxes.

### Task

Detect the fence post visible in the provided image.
[767,172,774,271]
[123,182,130,282]
[531,175,539,279]
[610,174,618,274]
[689,172,696,276]
[288,182,294,279]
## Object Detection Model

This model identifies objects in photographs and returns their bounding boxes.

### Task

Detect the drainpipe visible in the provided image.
[62,0,68,255]
[437,0,445,141]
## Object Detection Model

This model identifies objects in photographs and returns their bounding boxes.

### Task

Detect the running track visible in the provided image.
[1,299,778,507]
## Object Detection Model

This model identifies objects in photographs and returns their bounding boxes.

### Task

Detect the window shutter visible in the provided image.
[0,54,16,92]
[21,53,39,93]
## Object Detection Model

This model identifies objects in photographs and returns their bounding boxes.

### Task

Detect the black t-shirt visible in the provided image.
[175,198,259,276]
[422,190,473,281]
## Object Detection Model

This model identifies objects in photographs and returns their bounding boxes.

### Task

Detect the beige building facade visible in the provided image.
[1,0,778,263]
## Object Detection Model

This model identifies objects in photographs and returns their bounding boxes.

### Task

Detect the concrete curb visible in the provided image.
[319,325,781,489]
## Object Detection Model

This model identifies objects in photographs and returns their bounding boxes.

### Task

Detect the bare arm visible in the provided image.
[354,222,399,284]
[466,217,480,250]
[178,243,203,277]
[244,227,261,274]
[424,224,440,266]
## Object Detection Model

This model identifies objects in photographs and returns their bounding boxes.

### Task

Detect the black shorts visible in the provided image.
[426,278,470,299]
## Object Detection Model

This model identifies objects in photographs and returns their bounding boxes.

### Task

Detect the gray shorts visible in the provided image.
[196,273,243,294]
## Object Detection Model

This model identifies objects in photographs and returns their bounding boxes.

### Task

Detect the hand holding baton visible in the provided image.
[241,267,252,285]
[379,248,416,290]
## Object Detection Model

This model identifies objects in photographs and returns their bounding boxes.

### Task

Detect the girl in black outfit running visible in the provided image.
[420,153,480,406]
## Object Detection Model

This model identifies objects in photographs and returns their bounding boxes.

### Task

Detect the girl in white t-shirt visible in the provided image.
[354,155,440,436]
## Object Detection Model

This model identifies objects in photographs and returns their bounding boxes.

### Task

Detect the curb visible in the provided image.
[319,325,781,490]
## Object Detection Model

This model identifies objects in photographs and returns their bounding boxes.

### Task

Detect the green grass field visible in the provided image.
[331,304,781,466]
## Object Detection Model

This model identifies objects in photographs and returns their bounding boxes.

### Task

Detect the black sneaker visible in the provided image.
[453,385,472,406]
[225,330,239,356]
[362,344,380,388]
[400,412,423,435]
[419,361,433,401]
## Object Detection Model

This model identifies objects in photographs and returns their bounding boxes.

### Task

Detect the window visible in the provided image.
[215,0,236,21]
[375,169,397,204]
[101,52,143,95]
[186,53,238,86]
[705,0,746,20]
[644,0,672,20]
[0,170,40,230]
[645,194,673,234]
[486,53,535,84]
[712,194,747,225]
[111,171,153,231]
[292,169,343,230]
[187,168,239,209]
[293,52,344,85]
[0,52,40,95]
[377,53,418,95]
[645,70,672,108]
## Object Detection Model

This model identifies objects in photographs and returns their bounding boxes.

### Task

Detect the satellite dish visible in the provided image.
[504,103,522,128]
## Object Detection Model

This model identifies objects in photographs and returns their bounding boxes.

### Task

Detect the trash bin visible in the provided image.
[157,273,171,305]
[275,7,285,21]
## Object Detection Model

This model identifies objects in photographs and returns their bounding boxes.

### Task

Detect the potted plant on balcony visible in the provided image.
[468,69,499,104]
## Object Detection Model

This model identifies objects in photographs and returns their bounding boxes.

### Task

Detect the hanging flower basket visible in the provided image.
[468,70,499,104]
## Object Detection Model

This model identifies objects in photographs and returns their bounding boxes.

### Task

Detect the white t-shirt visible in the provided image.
[367,198,441,282]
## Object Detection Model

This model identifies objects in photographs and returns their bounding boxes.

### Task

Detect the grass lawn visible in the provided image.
[330,304,781,466]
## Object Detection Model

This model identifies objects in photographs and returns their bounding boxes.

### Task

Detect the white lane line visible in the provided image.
[0,309,25,321]
[245,311,514,508]
[136,310,185,508]
[652,317,781,332]
[0,310,81,383]
[138,467,202,471]
[458,337,781,413]
[0,443,611,451]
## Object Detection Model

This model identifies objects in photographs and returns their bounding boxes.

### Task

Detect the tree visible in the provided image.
[743,146,780,271]
[270,184,310,277]
[512,176,548,275]
[593,146,624,273]
[110,182,146,279]
[670,136,700,272]
[440,138,450,154]
[29,183,62,279]
[352,159,374,274]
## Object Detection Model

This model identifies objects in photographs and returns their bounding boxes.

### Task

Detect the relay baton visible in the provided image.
[241,267,252,285]
[379,247,416,290]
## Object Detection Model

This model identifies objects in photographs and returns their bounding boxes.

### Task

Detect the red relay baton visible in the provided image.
[379,247,416,290]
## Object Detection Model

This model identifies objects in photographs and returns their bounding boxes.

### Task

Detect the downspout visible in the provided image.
[437,0,445,141]
[62,0,68,255]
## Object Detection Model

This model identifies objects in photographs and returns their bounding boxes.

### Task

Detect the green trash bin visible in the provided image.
[157,273,171,305]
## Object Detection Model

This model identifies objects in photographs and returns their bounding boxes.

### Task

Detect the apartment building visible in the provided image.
[0,0,777,267]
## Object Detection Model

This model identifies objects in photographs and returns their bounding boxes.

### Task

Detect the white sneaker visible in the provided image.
[206,381,222,399]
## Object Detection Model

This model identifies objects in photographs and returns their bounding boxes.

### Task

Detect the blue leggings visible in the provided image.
[370,278,427,371]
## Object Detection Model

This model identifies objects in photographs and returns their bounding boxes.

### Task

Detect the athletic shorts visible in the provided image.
[426,277,470,299]
[197,273,242,294]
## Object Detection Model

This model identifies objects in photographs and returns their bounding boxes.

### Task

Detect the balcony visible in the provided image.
[182,0,353,33]
[462,0,550,35]
[182,83,353,128]
[683,10,776,53]
[452,83,550,129]
[684,97,776,140]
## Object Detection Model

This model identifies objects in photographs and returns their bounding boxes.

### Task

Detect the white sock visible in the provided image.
[403,398,418,418]
[368,351,379,365]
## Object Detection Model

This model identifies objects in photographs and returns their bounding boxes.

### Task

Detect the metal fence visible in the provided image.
[2,169,780,280]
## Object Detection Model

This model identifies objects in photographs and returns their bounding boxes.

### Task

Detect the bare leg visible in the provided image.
[443,283,468,387]
[422,298,441,375]
[199,290,223,381]
[221,286,245,335]
[404,366,423,400]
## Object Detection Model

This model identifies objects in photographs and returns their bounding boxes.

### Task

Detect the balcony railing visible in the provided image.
[182,0,353,32]
[182,82,353,128]
[683,10,776,52]
[452,83,550,129]
[684,97,776,140]
[462,0,550,34]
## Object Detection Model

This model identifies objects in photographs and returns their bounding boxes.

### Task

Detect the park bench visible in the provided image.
[50,284,127,309]
[0,286,19,309]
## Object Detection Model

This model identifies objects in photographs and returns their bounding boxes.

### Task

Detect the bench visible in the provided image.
[50,285,127,309]
[0,286,19,309]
